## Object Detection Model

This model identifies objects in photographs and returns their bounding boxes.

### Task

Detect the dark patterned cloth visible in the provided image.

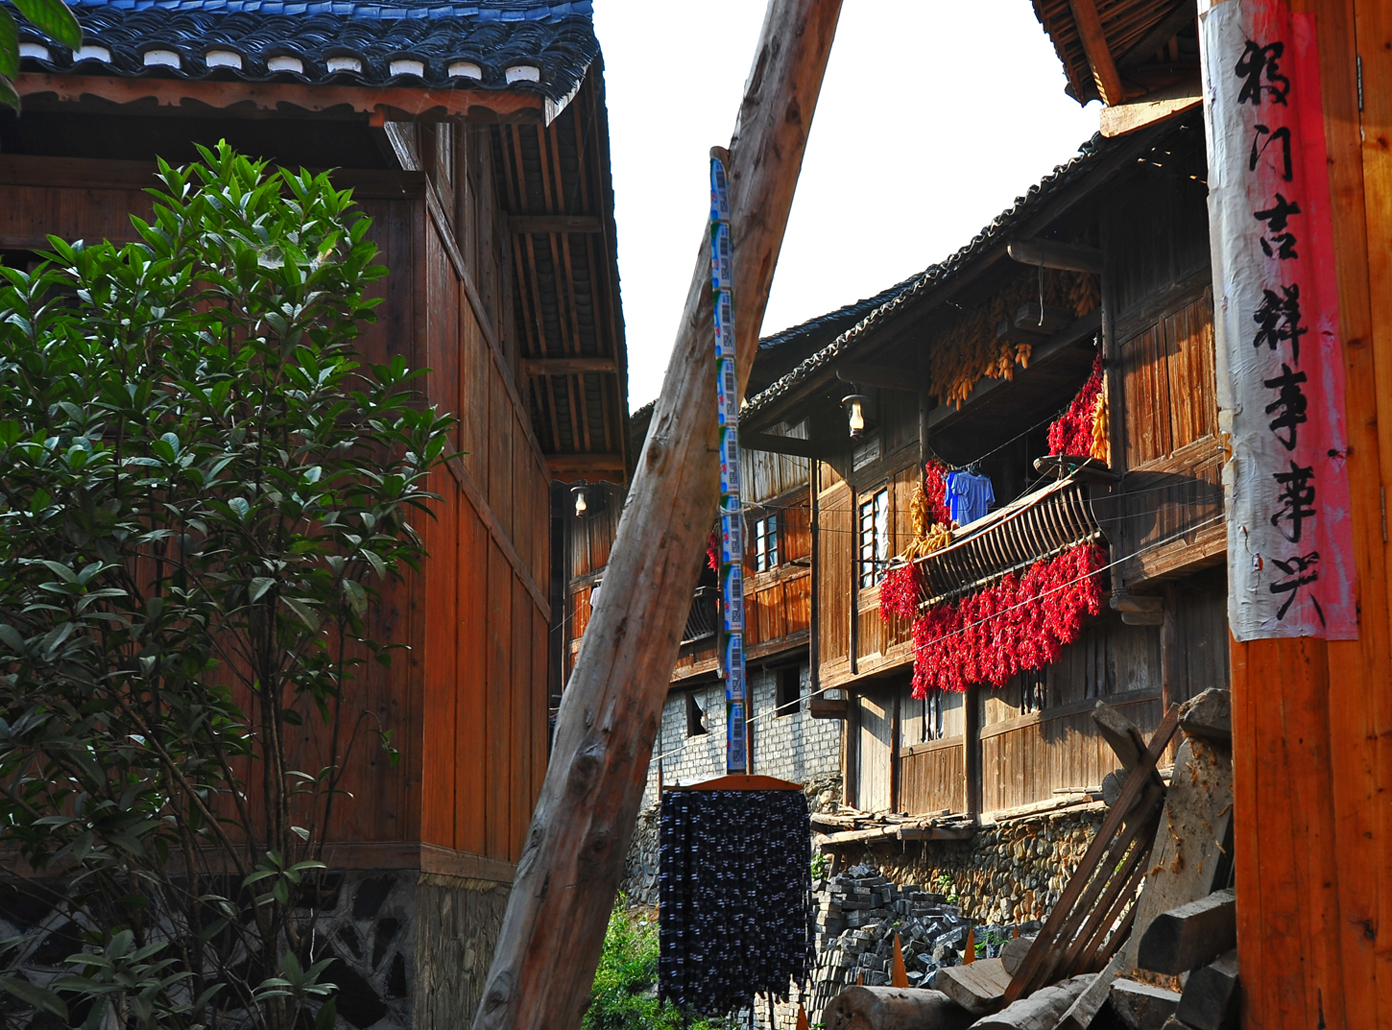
[658,789,813,1018]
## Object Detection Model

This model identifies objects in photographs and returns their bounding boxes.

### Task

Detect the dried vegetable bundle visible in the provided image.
[1047,353,1108,459]
[927,268,1098,408]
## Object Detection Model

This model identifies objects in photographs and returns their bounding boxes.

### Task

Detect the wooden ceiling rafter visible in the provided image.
[1068,0,1128,105]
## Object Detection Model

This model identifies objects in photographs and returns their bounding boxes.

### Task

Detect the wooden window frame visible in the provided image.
[775,666,801,717]
[685,692,706,737]
[857,487,890,589]
[754,513,780,572]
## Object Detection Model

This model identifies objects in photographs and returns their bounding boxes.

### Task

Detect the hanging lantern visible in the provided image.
[571,481,588,516]
[842,393,870,438]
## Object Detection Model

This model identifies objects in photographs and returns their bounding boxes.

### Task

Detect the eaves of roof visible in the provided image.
[16,0,597,101]
[741,132,1116,425]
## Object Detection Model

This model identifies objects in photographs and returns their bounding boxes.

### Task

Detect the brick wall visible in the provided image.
[645,662,841,807]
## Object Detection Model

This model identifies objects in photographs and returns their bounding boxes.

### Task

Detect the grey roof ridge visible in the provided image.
[741,131,1111,423]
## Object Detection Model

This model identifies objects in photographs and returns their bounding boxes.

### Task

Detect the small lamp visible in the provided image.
[571,482,589,516]
[842,393,870,439]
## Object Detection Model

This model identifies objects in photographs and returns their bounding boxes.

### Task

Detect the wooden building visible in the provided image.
[737,111,1228,821]
[3,1,626,1025]
[1030,1,1392,1025]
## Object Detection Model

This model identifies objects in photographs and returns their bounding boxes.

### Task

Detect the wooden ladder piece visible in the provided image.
[1001,704,1181,1004]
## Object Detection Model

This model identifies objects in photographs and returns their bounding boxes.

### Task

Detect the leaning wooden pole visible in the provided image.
[471,2,842,1027]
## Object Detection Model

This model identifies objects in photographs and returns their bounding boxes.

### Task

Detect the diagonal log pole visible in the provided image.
[472,2,843,1026]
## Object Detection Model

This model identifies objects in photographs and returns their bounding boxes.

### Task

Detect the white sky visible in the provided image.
[592,0,1102,408]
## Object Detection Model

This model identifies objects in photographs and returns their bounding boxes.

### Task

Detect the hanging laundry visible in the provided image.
[946,470,995,526]
[659,788,813,1017]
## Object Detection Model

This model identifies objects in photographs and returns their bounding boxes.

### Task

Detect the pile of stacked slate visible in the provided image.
[802,862,1037,1019]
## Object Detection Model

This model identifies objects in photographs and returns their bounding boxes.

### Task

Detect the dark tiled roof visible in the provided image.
[17,0,597,100]
[742,133,1113,422]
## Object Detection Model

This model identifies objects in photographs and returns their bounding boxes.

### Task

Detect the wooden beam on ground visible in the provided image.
[821,986,975,1030]
[1175,949,1239,1030]
[932,958,1013,1015]
[972,975,1095,1030]
[509,214,605,234]
[1006,238,1104,275]
[1137,888,1237,975]
[1057,953,1126,1030]
[470,3,842,1027]
[834,362,921,393]
[521,357,617,376]
[1067,0,1127,105]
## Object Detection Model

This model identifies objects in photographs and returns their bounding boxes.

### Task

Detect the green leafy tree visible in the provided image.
[0,142,452,1029]
[0,0,82,110]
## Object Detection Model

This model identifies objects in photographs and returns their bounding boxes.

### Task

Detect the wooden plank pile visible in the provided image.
[819,688,1239,1030]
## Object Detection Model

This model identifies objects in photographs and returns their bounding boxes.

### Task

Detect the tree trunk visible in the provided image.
[470,2,843,1027]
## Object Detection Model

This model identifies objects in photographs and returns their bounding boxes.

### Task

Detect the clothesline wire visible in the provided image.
[649,511,1224,767]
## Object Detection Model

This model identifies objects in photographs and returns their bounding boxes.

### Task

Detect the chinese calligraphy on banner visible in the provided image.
[1200,0,1357,640]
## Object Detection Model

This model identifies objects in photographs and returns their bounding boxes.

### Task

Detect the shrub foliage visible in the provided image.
[0,143,452,1029]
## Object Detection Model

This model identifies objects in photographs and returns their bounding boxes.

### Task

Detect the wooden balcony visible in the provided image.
[913,472,1109,608]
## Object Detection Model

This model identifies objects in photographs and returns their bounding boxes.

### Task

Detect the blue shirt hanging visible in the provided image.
[947,470,995,526]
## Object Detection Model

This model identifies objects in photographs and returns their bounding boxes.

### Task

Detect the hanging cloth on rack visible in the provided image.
[658,785,813,1017]
[946,470,995,526]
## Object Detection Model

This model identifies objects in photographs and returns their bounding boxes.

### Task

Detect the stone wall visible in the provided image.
[839,803,1107,925]
[413,874,510,1030]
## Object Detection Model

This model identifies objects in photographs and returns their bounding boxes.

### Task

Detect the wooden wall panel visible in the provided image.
[420,465,460,849]
[456,499,489,856]
[818,474,852,667]
[510,583,532,862]
[899,737,965,815]
[485,540,513,860]
[856,690,894,812]
[980,690,1161,813]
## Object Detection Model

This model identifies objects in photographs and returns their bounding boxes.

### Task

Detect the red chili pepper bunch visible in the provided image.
[1047,353,1104,456]
[879,565,921,622]
[922,460,952,527]
[911,544,1106,697]
[706,527,720,572]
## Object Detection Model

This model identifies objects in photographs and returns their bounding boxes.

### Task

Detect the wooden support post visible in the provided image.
[964,685,981,818]
[470,3,843,1027]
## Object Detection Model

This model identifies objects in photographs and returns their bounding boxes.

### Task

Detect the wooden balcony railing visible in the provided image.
[913,472,1108,608]
[680,586,719,645]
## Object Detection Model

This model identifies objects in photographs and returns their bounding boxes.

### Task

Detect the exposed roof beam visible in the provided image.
[521,356,617,376]
[1068,0,1127,105]
[1008,238,1104,275]
[508,214,604,234]
[1118,0,1197,69]
[546,453,625,481]
[834,362,922,393]
[738,431,830,460]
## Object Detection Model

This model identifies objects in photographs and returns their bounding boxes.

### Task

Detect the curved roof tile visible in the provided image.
[17,0,597,100]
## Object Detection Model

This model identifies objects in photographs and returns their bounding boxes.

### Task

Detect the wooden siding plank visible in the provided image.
[486,541,513,860]
[457,500,489,856]
[421,467,459,849]
[510,582,532,862]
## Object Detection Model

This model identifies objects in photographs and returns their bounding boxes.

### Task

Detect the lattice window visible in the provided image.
[858,488,890,589]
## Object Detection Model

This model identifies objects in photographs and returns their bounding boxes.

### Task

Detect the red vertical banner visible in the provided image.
[1200,0,1357,639]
